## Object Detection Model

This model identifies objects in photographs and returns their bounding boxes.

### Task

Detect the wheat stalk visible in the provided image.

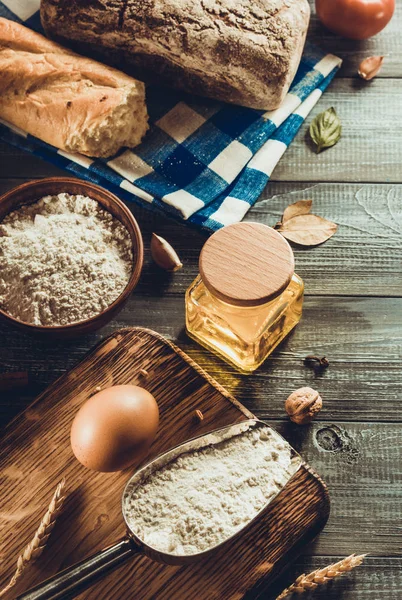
[276,553,367,599]
[0,478,66,598]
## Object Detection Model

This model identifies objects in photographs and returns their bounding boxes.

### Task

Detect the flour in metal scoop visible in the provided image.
[124,425,298,555]
[0,193,133,326]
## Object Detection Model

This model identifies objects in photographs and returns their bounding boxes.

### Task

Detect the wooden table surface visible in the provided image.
[1,3,401,598]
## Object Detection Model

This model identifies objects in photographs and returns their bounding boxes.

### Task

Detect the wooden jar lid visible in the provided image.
[199,222,295,307]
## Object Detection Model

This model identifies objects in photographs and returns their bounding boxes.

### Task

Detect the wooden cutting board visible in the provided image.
[0,328,329,600]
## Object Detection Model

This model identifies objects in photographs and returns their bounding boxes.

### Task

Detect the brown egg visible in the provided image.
[70,385,159,472]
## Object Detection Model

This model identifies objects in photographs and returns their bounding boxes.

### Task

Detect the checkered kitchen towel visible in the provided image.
[0,1,342,232]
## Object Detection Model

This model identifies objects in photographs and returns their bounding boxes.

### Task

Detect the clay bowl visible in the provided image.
[0,177,143,338]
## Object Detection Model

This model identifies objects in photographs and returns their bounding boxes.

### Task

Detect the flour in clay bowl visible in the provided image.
[124,423,301,556]
[0,193,133,326]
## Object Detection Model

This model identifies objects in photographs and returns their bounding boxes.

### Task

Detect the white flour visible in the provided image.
[124,425,298,555]
[0,193,133,326]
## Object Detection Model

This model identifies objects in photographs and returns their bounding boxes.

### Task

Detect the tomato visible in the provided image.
[315,0,395,40]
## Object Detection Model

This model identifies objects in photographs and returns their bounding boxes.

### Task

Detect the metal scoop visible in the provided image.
[17,419,301,600]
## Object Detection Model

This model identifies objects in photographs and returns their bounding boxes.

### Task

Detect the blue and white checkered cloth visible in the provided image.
[0,1,341,232]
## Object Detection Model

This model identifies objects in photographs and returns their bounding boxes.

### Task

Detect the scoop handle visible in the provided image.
[16,536,137,600]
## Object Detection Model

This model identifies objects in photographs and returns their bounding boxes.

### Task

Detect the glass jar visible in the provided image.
[185,222,304,373]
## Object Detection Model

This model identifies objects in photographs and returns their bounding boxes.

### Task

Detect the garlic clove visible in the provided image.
[358,56,384,81]
[150,233,183,272]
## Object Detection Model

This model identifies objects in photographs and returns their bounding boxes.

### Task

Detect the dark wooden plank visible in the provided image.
[273,421,402,556]
[0,328,329,600]
[1,332,401,569]
[269,556,402,600]
[249,181,402,297]
[0,5,400,598]
[308,0,402,78]
[1,179,401,297]
[0,143,65,178]
[1,78,402,183]
[272,78,402,182]
[1,372,402,560]
[1,296,401,423]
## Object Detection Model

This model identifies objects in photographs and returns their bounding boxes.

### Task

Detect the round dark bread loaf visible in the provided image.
[41,0,310,110]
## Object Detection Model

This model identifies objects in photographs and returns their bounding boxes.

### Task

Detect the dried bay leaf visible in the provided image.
[282,199,312,223]
[276,199,338,246]
[278,214,337,246]
[309,107,341,153]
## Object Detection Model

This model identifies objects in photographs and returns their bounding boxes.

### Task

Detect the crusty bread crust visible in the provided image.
[41,0,310,110]
[0,18,148,157]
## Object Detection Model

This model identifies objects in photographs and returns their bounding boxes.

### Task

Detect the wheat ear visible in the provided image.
[276,553,367,599]
[0,478,66,598]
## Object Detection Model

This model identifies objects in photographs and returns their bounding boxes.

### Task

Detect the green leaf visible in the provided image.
[309,107,342,154]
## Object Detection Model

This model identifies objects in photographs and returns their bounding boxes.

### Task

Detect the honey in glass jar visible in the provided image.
[185,222,304,373]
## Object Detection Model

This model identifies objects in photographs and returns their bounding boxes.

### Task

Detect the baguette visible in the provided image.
[0,18,148,158]
[41,0,310,110]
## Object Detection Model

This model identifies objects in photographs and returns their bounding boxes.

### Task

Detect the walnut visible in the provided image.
[285,387,322,425]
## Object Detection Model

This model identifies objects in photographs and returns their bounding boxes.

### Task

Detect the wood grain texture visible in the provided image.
[199,222,294,305]
[273,421,402,556]
[0,295,401,423]
[0,143,65,178]
[250,182,402,297]
[269,556,402,600]
[0,328,329,600]
[1,179,401,298]
[272,78,402,182]
[1,4,402,597]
